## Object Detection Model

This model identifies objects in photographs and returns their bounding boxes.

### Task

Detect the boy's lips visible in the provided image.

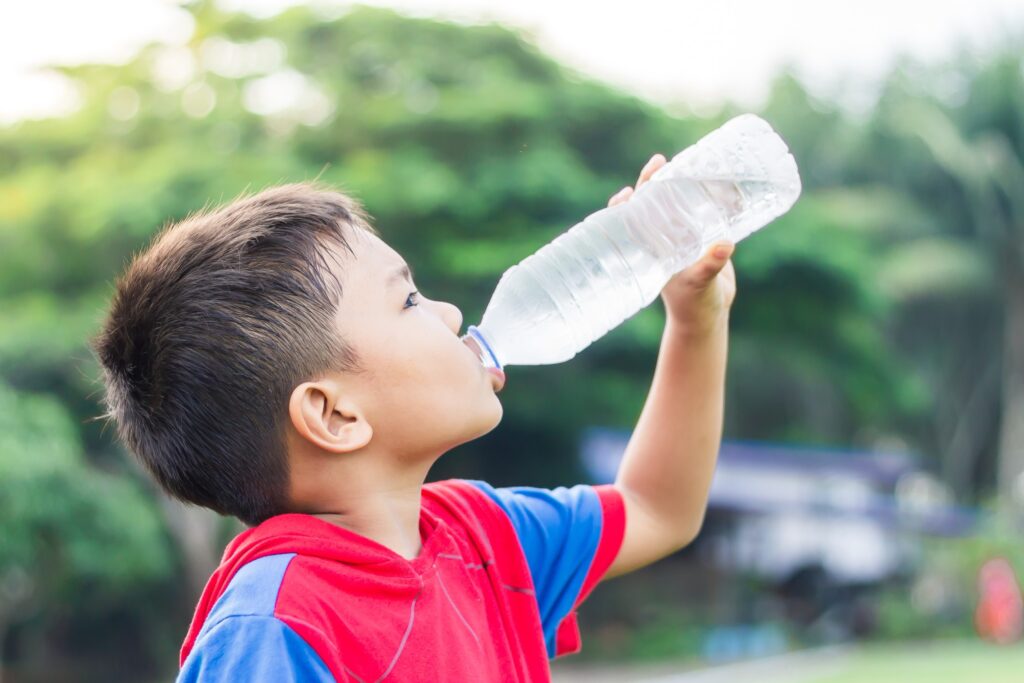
[487,367,506,393]
[461,334,505,392]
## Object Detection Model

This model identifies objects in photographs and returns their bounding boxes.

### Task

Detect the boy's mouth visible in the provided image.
[461,335,505,392]
[461,334,485,365]
[487,367,506,392]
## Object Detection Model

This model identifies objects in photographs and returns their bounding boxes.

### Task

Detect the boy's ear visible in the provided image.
[288,380,372,454]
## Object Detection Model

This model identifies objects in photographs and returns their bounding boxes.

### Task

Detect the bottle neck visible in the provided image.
[465,325,503,371]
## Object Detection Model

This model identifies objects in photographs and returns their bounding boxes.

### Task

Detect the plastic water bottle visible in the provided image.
[462,113,801,372]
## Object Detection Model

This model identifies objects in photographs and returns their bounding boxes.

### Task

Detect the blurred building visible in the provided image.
[580,428,977,636]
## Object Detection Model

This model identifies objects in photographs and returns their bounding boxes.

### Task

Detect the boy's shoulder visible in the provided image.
[421,478,514,539]
[195,478,623,629]
[179,479,626,681]
[202,552,295,629]
[192,480,527,630]
[182,481,544,682]
[178,552,332,682]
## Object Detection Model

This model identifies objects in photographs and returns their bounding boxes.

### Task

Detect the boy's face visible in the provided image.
[322,230,503,458]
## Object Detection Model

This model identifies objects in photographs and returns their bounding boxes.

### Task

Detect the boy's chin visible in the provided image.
[464,401,503,441]
[484,401,503,432]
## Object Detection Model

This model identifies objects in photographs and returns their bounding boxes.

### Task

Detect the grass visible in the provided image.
[810,640,1024,683]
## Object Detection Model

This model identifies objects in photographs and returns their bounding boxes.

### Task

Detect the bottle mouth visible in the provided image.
[462,325,502,371]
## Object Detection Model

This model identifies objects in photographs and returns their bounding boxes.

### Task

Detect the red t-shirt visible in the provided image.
[177,479,625,682]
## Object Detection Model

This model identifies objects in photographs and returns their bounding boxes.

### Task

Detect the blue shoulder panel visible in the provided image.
[177,615,332,682]
[178,553,331,682]
[198,553,295,638]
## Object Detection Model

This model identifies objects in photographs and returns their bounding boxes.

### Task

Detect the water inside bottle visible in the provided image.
[477,175,792,368]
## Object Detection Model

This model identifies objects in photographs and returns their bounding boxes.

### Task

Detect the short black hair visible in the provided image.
[92,182,376,526]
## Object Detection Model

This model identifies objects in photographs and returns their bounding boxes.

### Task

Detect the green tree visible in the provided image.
[0,382,170,681]
[859,45,1024,501]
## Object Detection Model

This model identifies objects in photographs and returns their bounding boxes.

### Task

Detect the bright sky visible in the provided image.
[2,0,1023,124]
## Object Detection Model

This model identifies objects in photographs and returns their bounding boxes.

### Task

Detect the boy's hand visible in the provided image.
[608,153,737,336]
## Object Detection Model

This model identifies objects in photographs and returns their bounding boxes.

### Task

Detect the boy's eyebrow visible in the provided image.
[386,263,414,288]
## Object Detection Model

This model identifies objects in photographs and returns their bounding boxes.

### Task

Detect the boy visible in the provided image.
[92,153,735,681]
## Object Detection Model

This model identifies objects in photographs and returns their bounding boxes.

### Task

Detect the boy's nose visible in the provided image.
[429,298,463,335]
[446,303,464,335]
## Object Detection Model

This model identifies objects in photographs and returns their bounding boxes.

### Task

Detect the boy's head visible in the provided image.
[92,182,503,526]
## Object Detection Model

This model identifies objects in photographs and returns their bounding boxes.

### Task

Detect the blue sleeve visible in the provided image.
[177,615,333,683]
[467,480,604,656]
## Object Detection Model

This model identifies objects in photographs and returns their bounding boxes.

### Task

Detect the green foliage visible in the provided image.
[0,381,170,603]
[616,614,708,662]
[869,508,1024,643]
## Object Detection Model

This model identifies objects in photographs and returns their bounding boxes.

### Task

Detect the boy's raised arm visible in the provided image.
[602,154,737,579]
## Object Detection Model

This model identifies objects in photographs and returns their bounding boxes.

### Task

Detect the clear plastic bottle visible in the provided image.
[462,113,802,372]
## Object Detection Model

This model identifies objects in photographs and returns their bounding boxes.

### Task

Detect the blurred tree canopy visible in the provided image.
[0,0,1021,679]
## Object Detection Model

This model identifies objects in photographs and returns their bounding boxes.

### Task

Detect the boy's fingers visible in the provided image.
[636,153,666,190]
[608,185,634,207]
[711,241,734,260]
[608,154,666,207]
[688,241,735,283]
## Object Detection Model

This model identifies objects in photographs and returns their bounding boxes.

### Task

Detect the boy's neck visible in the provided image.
[311,484,426,560]
[287,431,445,560]
[292,450,435,560]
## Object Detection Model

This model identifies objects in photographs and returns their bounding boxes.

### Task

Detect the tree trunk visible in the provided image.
[0,609,8,683]
[997,264,1024,510]
[944,351,999,497]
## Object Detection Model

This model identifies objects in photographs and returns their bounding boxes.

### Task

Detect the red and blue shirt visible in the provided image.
[177,479,625,682]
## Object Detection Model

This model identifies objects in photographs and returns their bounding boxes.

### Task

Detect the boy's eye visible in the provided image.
[404,291,420,309]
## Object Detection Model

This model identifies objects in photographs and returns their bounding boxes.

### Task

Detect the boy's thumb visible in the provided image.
[711,241,734,260]
[691,241,733,283]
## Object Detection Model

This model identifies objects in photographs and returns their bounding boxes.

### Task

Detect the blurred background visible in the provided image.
[3,0,1024,680]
